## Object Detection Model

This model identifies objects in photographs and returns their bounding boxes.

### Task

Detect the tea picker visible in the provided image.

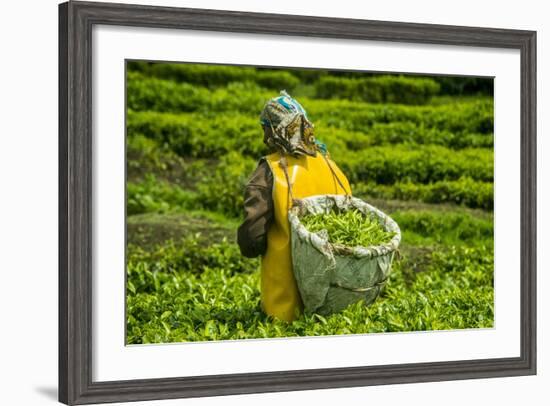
[237,91,401,321]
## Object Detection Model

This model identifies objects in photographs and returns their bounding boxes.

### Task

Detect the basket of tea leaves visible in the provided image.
[288,194,401,315]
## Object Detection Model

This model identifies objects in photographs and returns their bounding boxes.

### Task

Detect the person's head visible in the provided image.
[260,90,317,157]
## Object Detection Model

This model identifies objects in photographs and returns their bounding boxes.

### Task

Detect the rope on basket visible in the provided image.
[320,153,351,197]
[278,151,351,209]
[278,155,298,208]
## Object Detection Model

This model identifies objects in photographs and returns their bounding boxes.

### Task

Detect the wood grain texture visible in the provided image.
[58,2,69,404]
[58,1,537,404]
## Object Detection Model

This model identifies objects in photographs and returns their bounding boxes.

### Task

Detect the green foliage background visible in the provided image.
[126,61,494,344]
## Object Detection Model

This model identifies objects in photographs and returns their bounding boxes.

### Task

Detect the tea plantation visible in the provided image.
[126,62,494,344]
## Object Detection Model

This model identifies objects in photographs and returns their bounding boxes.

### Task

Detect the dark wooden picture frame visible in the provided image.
[59,1,537,404]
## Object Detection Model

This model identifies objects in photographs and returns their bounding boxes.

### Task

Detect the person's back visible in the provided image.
[237,91,351,321]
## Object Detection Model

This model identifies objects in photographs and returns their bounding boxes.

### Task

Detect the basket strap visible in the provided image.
[279,152,351,209]
[320,153,351,197]
[278,155,297,208]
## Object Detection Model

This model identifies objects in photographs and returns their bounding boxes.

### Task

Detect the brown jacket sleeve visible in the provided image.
[237,159,274,258]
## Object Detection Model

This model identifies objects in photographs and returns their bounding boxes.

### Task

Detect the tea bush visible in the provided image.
[195,152,257,218]
[128,110,493,153]
[127,75,493,135]
[315,75,441,104]
[309,98,493,135]
[127,174,197,215]
[128,61,300,91]
[127,155,256,219]
[127,160,494,218]
[391,209,493,246]
[126,235,493,343]
[339,145,493,184]
[360,122,493,149]
[353,177,494,210]
[127,73,269,113]
[128,63,460,104]
[127,110,267,158]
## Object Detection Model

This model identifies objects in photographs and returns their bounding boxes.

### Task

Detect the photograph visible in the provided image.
[125,61,495,344]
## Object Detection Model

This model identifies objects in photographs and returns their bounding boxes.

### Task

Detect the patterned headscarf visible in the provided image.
[260,90,317,157]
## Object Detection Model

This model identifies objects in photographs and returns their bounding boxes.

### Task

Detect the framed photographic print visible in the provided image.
[59,1,537,404]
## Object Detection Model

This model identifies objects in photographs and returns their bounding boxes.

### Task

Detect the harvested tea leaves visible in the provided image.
[301,209,395,248]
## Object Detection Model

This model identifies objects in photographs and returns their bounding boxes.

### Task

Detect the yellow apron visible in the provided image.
[262,151,351,321]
